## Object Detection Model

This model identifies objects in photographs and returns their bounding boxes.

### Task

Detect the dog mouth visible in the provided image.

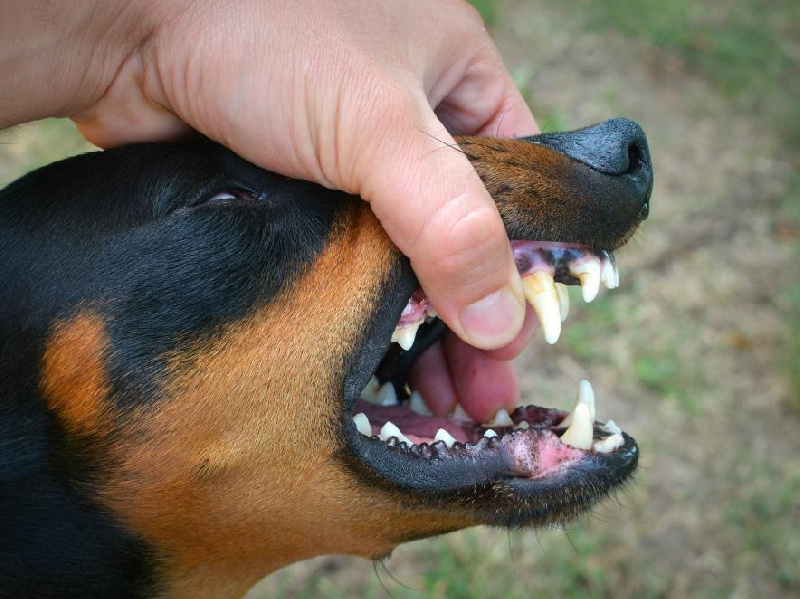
[343,241,638,511]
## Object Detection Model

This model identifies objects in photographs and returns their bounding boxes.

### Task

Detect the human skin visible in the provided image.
[0,0,539,410]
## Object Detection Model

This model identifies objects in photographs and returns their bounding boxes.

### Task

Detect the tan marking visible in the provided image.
[41,312,111,437]
[96,204,474,597]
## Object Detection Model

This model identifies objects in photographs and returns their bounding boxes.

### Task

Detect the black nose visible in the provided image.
[532,118,653,218]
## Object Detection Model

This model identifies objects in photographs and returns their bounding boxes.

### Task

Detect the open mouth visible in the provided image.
[343,241,638,511]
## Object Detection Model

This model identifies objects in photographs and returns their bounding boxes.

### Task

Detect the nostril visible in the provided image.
[626,141,646,174]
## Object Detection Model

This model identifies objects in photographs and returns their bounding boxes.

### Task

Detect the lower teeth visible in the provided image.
[353,380,624,456]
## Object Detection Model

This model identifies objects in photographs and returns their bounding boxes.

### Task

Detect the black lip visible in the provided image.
[343,417,638,500]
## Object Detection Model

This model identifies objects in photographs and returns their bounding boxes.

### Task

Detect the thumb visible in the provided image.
[359,93,525,350]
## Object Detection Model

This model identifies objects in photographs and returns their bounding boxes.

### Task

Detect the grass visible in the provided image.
[565,0,800,144]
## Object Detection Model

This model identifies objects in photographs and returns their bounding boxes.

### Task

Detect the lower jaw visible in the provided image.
[342,240,635,497]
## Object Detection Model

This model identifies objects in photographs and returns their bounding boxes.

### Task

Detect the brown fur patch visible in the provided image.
[96,204,472,597]
[41,312,111,437]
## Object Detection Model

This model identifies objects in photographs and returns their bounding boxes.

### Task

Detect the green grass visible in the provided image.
[564,0,800,144]
[468,0,499,27]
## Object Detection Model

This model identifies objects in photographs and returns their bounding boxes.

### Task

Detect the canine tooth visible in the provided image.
[603,419,622,435]
[352,413,373,437]
[562,379,596,426]
[483,429,498,438]
[391,322,420,351]
[570,259,601,303]
[409,390,433,416]
[522,271,561,344]
[359,375,380,401]
[380,421,412,446]
[434,428,456,448]
[555,283,570,321]
[452,404,469,420]
[487,408,514,428]
[593,433,624,454]
[601,259,619,290]
[560,403,593,450]
[375,382,399,406]
[515,420,530,430]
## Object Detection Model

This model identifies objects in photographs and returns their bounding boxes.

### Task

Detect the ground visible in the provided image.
[1,1,798,597]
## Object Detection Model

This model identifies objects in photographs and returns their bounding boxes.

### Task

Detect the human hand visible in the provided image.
[71,0,539,357]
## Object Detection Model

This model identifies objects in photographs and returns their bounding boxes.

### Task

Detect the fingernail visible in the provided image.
[459,282,525,349]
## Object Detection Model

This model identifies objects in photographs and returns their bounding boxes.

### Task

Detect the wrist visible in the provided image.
[0,0,167,128]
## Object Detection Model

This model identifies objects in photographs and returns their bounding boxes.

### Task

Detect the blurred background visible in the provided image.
[2,0,798,597]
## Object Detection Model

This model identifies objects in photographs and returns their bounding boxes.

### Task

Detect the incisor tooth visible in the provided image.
[409,390,432,416]
[359,375,380,401]
[483,429,498,438]
[562,379,596,426]
[522,271,561,344]
[487,408,514,427]
[380,421,412,446]
[570,259,601,303]
[593,433,624,453]
[601,258,618,289]
[452,404,469,420]
[515,420,530,430]
[555,283,570,322]
[391,322,420,351]
[375,382,398,406]
[352,413,372,437]
[561,403,593,449]
[603,419,621,435]
[434,428,456,448]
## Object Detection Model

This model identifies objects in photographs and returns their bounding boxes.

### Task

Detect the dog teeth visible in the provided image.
[560,402,593,450]
[391,321,420,351]
[409,390,433,416]
[434,428,457,448]
[352,413,373,437]
[555,283,570,322]
[570,258,602,303]
[451,404,469,421]
[380,421,412,446]
[486,408,514,428]
[601,257,619,289]
[515,420,530,430]
[562,379,596,427]
[374,382,399,406]
[359,375,380,402]
[593,433,624,453]
[483,429,498,438]
[522,271,562,344]
[603,419,621,435]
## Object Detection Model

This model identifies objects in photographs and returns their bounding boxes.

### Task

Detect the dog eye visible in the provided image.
[202,187,262,205]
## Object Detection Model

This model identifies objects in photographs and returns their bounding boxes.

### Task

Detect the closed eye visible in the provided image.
[201,187,263,206]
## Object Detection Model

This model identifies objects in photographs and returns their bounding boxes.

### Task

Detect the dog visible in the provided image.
[0,118,652,598]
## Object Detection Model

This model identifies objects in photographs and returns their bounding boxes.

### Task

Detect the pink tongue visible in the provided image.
[408,306,537,423]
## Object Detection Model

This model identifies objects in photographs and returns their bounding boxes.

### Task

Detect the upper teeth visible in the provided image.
[409,390,432,416]
[569,258,602,303]
[391,321,420,351]
[522,271,562,344]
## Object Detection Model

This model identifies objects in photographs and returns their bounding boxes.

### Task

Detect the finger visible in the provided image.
[431,40,539,137]
[71,56,192,148]
[361,91,525,350]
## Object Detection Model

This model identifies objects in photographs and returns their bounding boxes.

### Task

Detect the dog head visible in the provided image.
[0,118,651,597]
